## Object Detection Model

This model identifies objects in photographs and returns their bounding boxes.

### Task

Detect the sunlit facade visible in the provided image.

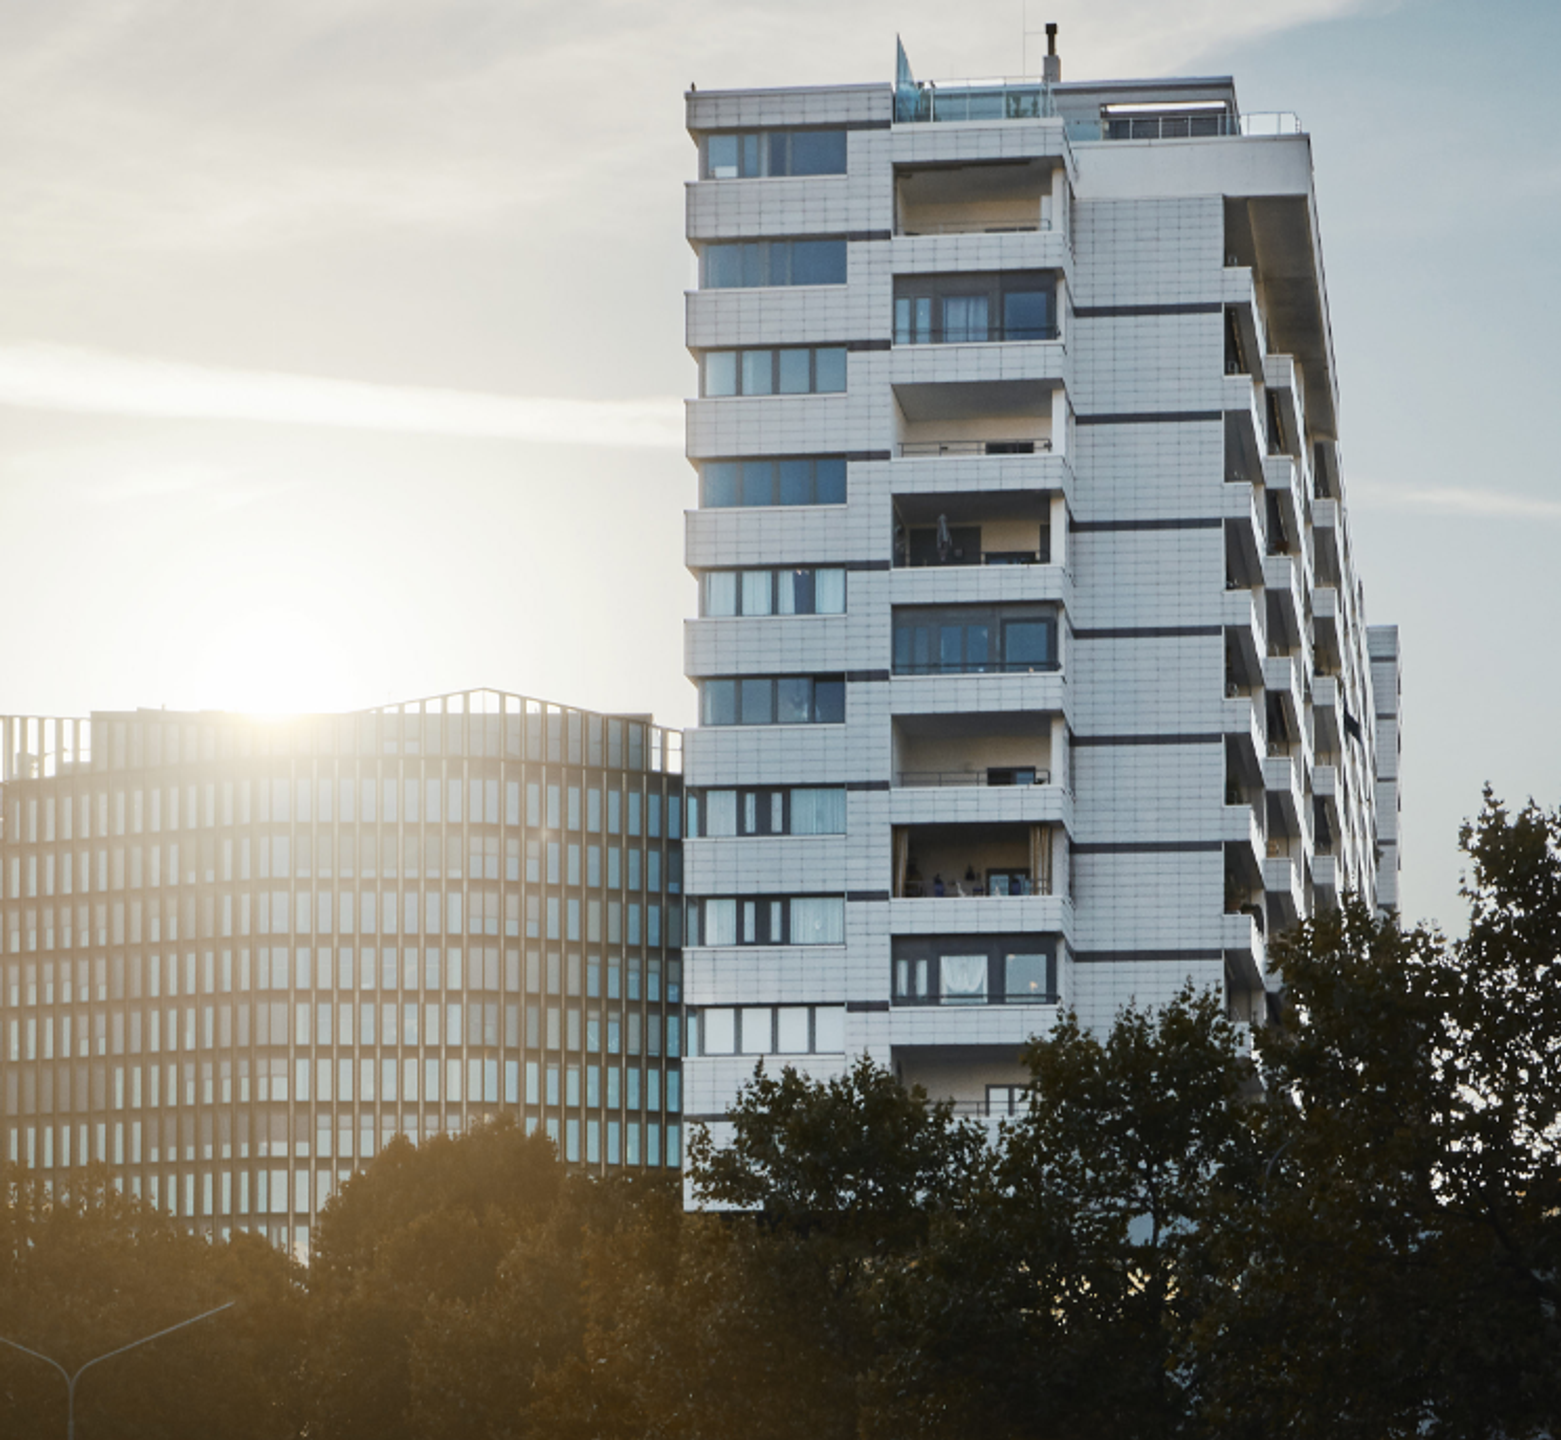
[679,43,1402,1154]
[0,691,683,1253]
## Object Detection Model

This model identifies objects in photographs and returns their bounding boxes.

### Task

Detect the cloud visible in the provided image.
[1350,478,1561,522]
[0,344,684,448]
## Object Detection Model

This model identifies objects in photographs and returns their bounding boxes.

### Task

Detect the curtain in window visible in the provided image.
[790,897,844,945]
[940,954,988,1003]
[703,899,737,946]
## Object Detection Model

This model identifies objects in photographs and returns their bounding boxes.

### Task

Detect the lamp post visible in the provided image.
[0,1301,234,1440]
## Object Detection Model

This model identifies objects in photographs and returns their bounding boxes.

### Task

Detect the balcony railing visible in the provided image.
[897,438,1052,458]
[894,321,1059,345]
[902,874,1047,897]
[1102,111,1302,141]
[894,660,1059,677]
[899,220,1050,236]
[897,768,1050,788]
[899,549,1048,569]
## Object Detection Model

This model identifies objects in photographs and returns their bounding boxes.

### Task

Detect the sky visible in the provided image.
[2,0,1557,934]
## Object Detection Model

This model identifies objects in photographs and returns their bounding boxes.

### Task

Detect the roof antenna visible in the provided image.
[1043,23,1061,84]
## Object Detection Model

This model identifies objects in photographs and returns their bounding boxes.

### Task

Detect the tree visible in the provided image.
[302,1117,564,1440]
[1196,794,1561,1440]
[862,986,1262,1440]
[0,1165,303,1440]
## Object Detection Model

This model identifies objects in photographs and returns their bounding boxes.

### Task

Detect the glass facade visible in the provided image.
[0,693,683,1254]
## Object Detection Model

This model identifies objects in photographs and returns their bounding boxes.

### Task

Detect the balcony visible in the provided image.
[895,157,1059,236]
[898,437,1052,460]
[893,491,1053,569]
[893,271,1060,348]
[894,377,1064,463]
[894,821,1062,898]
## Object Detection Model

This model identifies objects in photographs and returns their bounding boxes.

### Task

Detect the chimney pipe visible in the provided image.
[1043,23,1061,83]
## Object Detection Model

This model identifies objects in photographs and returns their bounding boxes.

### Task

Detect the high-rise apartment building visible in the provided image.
[680,43,1400,1140]
[0,691,684,1253]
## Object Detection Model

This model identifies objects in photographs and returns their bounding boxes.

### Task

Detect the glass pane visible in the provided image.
[739,1007,771,1054]
[702,461,739,508]
[741,460,775,506]
[739,678,774,725]
[707,135,738,179]
[741,570,773,616]
[776,1006,810,1053]
[815,569,846,613]
[813,679,845,724]
[966,623,990,672]
[813,347,847,392]
[740,133,762,177]
[704,572,737,616]
[814,1006,845,1051]
[1005,952,1049,1001]
[790,897,843,945]
[790,130,846,175]
[778,459,813,505]
[1003,619,1054,671]
[791,239,846,285]
[774,676,812,724]
[742,242,768,287]
[741,349,774,396]
[705,245,743,289]
[704,790,737,837]
[792,788,845,835]
[767,131,788,177]
[704,351,737,397]
[1004,289,1051,340]
[704,900,736,947]
[894,296,911,346]
[702,1007,734,1053]
[701,680,736,726]
[939,625,964,672]
[947,294,990,343]
[815,457,847,503]
[940,955,988,1003]
[777,348,812,394]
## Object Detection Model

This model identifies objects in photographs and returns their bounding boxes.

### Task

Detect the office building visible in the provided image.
[680,41,1400,1140]
[0,691,684,1253]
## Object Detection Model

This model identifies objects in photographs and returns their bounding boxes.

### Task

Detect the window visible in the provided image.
[704,129,847,179]
[893,271,1057,344]
[688,896,844,947]
[691,786,845,837]
[695,1004,846,1055]
[700,568,846,616]
[703,239,847,288]
[892,605,1059,675]
[700,346,847,397]
[699,456,846,509]
[891,936,1057,1006]
[699,676,845,727]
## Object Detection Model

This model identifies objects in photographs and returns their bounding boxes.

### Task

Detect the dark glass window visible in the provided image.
[699,677,846,726]
[705,129,847,179]
[893,271,1057,344]
[703,239,847,289]
[700,347,847,397]
[892,606,1058,675]
[699,456,847,509]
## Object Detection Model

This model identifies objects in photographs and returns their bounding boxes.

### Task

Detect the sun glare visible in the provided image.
[184,605,360,717]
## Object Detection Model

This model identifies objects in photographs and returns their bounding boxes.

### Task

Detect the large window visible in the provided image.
[704,130,847,179]
[690,786,846,838]
[891,935,1056,1005]
[893,271,1057,344]
[700,347,847,397]
[688,896,845,947]
[699,676,845,726]
[701,567,846,617]
[703,239,847,289]
[695,1004,845,1056]
[700,456,846,508]
[892,606,1059,676]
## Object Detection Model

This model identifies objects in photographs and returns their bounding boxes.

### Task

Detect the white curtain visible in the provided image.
[940,954,988,1003]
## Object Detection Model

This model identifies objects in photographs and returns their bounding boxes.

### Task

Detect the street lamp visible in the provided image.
[0,1301,234,1440]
